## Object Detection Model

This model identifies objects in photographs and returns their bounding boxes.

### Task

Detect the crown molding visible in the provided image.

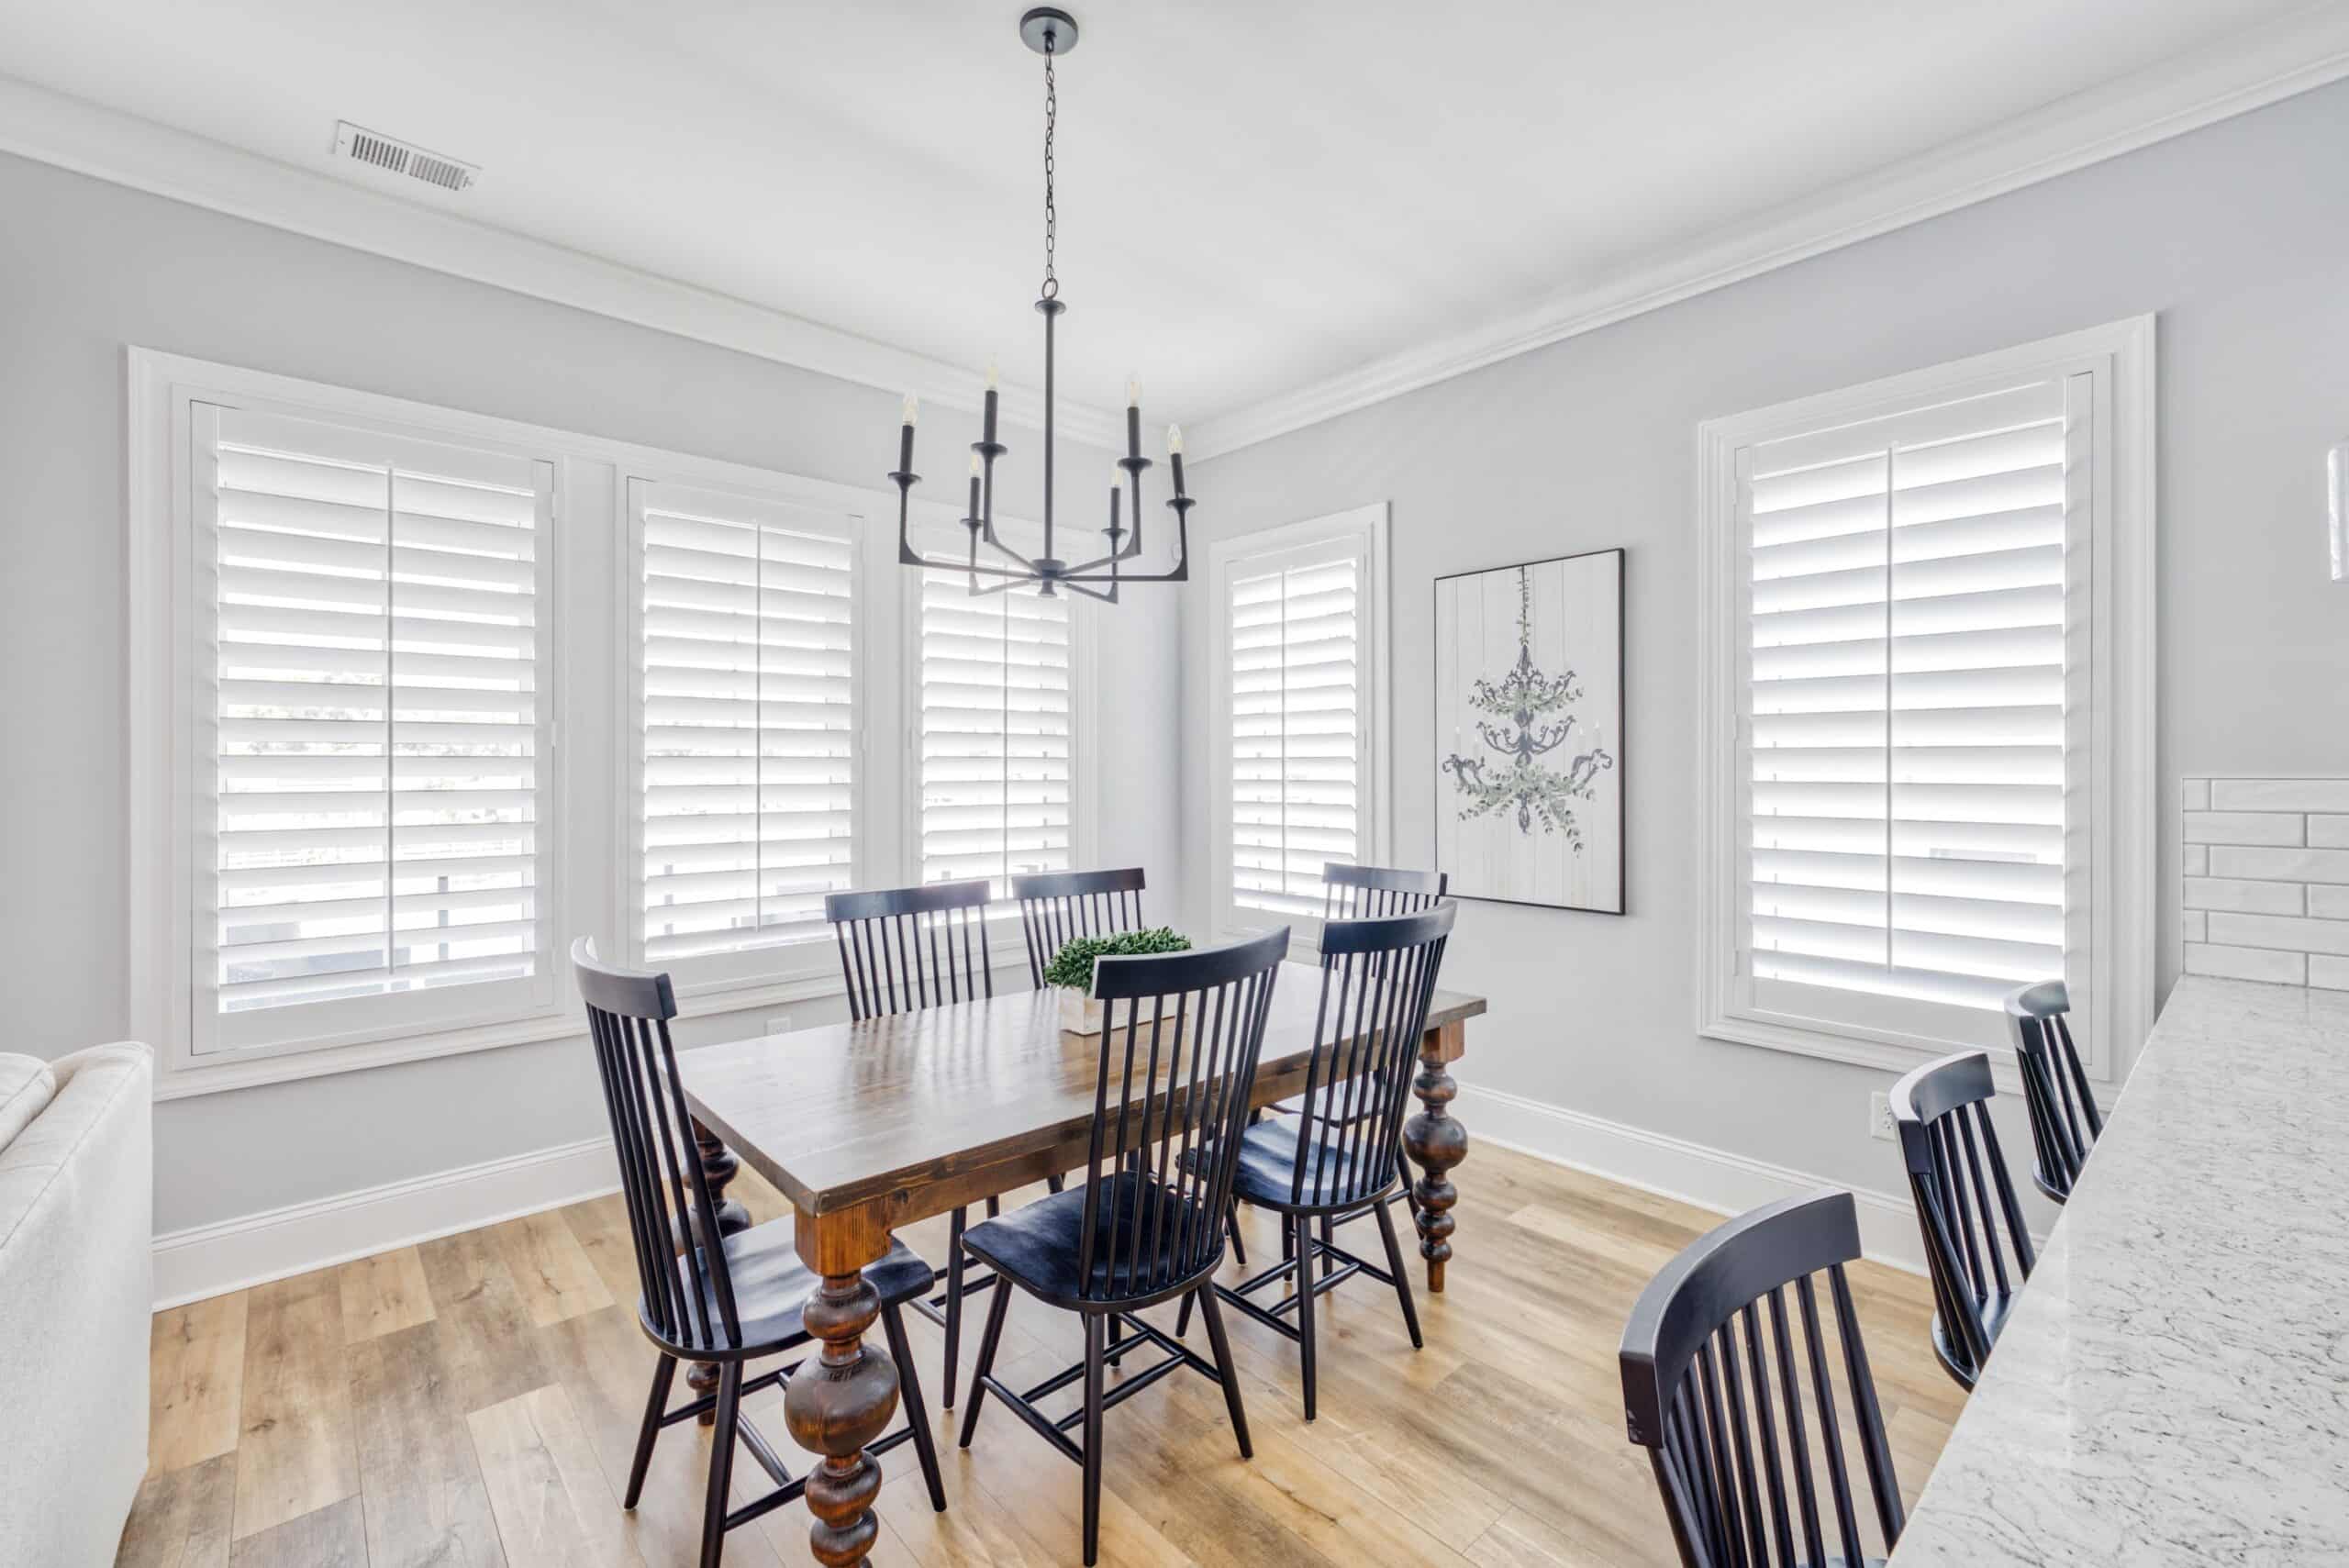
[0,72,1124,450]
[1185,4,2349,461]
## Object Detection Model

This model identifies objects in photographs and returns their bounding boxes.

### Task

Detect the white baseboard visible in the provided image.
[1456,1084,1933,1274]
[150,1136,619,1309]
[148,1085,1960,1310]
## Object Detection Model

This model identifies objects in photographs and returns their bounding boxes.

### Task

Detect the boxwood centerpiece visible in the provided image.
[1044,927,1192,1035]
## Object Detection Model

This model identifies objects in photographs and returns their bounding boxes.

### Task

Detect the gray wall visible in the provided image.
[0,150,1178,1233]
[1185,80,2349,1206]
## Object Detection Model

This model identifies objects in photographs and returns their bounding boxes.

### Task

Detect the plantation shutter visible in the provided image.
[630,478,857,978]
[198,403,551,1053]
[1742,374,2087,1040]
[1229,549,1362,917]
[917,571,1073,893]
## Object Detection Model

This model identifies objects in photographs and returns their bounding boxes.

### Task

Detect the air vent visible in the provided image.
[331,121,478,194]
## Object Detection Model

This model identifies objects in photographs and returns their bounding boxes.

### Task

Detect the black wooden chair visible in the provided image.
[1010,866,1149,989]
[1011,865,1253,1268]
[1179,904,1454,1420]
[1890,1051,2035,1391]
[1620,1190,1906,1568]
[955,928,1289,1566]
[1321,861,1449,919]
[1265,861,1451,1230]
[2003,980,2101,1205]
[571,939,947,1568]
[824,878,1019,1411]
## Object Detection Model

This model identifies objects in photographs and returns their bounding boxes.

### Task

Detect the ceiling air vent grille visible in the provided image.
[332,121,478,194]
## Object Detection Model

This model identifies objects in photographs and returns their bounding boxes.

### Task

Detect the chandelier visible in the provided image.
[888,6,1190,602]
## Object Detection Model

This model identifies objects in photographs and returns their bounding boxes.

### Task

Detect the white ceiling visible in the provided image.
[0,0,2330,429]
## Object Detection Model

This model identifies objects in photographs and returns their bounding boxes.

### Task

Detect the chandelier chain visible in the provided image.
[1041,37,1058,300]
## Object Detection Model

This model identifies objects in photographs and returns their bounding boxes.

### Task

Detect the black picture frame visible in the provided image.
[1430,546,1626,916]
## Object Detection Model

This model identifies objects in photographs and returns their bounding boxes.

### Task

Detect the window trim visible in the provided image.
[131,349,1100,1098]
[615,462,883,999]
[1693,318,2155,1087]
[1205,503,1392,948]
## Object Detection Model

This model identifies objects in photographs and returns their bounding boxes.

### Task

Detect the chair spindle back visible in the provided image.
[1891,1051,2035,1388]
[1620,1191,1905,1568]
[2004,980,2101,1203]
[1321,862,1449,921]
[572,938,741,1355]
[825,880,995,1021]
[1009,867,1148,989]
[1287,905,1456,1208]
[1074,928,1290,1304]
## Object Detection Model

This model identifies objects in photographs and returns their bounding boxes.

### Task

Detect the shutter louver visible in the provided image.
[918,571,1073,893]
[206,407,544,1034]
[635,483,856,965]
[1746,378,2069,1014]
[1230,555,1361,918]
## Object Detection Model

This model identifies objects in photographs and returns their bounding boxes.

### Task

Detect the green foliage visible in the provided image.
[1043,927,1192,991]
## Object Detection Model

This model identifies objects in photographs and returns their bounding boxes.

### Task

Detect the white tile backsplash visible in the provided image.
[2182,810,2303,845]
[2210,778,2349,813]
[2182,779,2349,990]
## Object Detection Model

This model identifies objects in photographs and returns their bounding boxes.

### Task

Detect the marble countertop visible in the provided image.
[1891,976,2349,1563]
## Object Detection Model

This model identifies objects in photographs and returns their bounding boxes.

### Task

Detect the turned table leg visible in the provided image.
[1401,1018,1468,1294]
[686,1116,752,1423]
[785,1209,899,1568]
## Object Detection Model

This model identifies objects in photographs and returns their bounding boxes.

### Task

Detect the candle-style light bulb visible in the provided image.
[1110,464,1123,492]
[985,358,1000,392]
[1126,374,1141,407]
[901,393,919,427]
[972,452,985,477]
[1167,424,1185,455]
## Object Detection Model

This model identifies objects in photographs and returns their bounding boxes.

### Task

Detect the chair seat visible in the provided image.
[961,1172,1217,1308]
[1226,1117,1395,1212]
[643,1217,935,1357]
[1929,1287,2019,1390]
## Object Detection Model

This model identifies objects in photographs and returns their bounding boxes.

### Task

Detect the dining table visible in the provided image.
[674,958,1486,1567]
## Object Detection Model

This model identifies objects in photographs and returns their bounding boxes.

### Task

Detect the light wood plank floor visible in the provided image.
[119,1145,1957,1567]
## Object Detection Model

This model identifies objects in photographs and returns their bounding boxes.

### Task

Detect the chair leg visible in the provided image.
[957,1274,1015,1449]
[1373,1191,1424,1351]
[880,1300,948,1514]
[699,1361,742,1568]
[943,1207,967,1409]
[624,1353,677,1508]
[1174,1288,1196,1339]
[1082,1313,1106,1567]
[986,1195,1002,1218]
[1318,1213,1335,1278]
[1194,1286,1252,1460]
[1227,1200,1248,1266]
[1047,1173,1065,1195]
[1293,1216,1319,1422]
[1106,1309,1124,1362]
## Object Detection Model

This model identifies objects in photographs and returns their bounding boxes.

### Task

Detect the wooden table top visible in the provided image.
[678,960,1486,1227]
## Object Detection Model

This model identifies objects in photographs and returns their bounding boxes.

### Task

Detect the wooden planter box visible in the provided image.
[1058,986,1107,1036]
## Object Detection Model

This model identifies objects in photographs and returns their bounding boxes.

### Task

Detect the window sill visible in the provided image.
[1698,1009,2024,1094]
[155,973,862,1101]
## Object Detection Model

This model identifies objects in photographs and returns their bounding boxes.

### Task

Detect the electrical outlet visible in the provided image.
[1868,1090,1896,1141]
[765,1015,793,1037]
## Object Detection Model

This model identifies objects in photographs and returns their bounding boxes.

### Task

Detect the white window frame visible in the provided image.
[129,350,584,1097]
[897,549,1102,908]
[1694,318,2156,1086]
[1206,503,1392,947]
[132,350,1099,1097]
[617,462,880,999]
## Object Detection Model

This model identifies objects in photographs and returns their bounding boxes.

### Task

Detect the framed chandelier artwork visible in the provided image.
[1433,548,1625,913]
